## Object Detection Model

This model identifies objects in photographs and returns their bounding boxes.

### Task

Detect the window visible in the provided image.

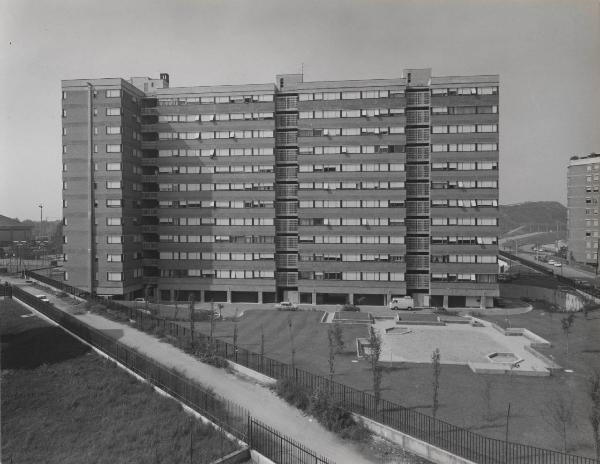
[106,108,121,116]
[106,181,121,189]
[106,89,121,98]
[107,218,122,226]
[106,162,121,171]
[106,126,121,135]
[107,272,123,281]
[106,199,122,208]
[107,235,122,244]
[106,144,122,153]
[342,91,361,99]
[107,254,123,262]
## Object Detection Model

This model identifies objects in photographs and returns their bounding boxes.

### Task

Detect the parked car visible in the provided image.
[134,297,147,303]
[553,262,562,267]
[36,294,50,303]
[389,296,414,311]
[548,260,556,265]
[275,301,298,311]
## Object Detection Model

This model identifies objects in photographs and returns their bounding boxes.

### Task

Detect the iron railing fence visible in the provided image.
[8,285,332,464]
[18,273,600,464]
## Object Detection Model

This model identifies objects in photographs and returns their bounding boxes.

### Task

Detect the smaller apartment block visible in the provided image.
[567,153,599,267]
[61,69,500,307]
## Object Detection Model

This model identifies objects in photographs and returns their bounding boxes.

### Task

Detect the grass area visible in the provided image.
[190,308,600,459]
[0,300,240,464]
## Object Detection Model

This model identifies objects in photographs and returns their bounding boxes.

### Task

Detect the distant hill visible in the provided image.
[499,202,567,237]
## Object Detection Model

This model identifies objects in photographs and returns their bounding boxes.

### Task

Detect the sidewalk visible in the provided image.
[5,277,376,464]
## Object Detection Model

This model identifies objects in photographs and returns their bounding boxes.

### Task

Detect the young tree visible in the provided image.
[561,313,576,356]
[367,326,383,415]
[327,323,345,391]
[482,376,495,422]
[288,315,296,371]
[173,290,180,320]
[431,348,441,418]
[188,295,196,348]
[233,322,239,362]
[589,370,600,461]
[542,394,575,453]
[260,325,265,370]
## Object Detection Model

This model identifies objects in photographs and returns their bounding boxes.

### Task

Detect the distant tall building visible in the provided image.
[61,69,500,307]
[567,153,600,267]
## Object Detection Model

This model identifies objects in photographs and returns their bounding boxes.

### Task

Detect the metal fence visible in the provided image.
[19,272,600,464]
[7,285,333,464]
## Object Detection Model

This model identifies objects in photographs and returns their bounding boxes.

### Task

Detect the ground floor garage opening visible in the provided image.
[204,290,227,303]
[316,293,348,305]
[231,291,258,303]
[353,293,385,306]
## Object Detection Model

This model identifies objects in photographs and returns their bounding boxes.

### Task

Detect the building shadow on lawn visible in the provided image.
[1,325,91,369]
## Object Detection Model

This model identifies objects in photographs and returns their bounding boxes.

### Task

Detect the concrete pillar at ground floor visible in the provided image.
[257,291,263,304]
[226,288,231,303]
[443,295,449,307]
[349,293,354,305]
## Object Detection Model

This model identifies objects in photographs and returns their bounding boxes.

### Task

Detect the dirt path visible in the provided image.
[7,279,377,464]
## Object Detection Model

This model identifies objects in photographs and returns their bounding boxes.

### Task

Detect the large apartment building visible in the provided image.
[61,69,500,307]
[567,153,600,267]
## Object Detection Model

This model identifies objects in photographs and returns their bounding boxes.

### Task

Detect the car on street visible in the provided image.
[275,301,298,311]
[553,262,562,267]
[548,260,556,265]
[36,294,50,303]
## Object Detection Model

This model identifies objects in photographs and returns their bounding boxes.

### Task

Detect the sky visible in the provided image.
[1,0,599,221]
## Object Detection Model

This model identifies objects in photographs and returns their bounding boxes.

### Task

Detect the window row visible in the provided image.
[158,112,273,123]
[299,253,403,262]
[298,181,405,190]
[432,124,497,134]
[159,235,274,244]
[298,144,402,155]
[158,200,273,209]
[299,271,405,281]
[431,87,498,96]
[431,161,498,171]
[431,180,498,189]
[298,200,404,208]
[298,162,404,173]
[158,182,273,192]
[430,273,497,283]
[431,143,498,152]
[298,127,405,137]
[159,252,274,260]
[157,94,273,106]
[158,217,274,226]
[298,235,405,244]
[158,130,274,140]
[431,217,498,226]
[431,236,498,245]
[431,199,498,208]
[299,108,405,119]
[431,105,498,115]
[299,89,402,101]
[158,147,273,157]
[157,164,273,174]
[431,255,497,264]
[159,269,275,279]
[299,218,403,227]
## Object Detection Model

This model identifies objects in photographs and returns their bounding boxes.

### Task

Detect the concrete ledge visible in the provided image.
[227,360,277,386]
[353,413,477,464]
[523,345,560,372]
[468,362,550,376]
[211,448,251,464]
[396,321,446,326]
[250,450,276,464]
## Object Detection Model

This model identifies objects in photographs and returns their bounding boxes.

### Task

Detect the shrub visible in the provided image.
[341,304,360,312]
[275,378,311,411]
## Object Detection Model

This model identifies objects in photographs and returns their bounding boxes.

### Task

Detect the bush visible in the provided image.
[275,378,311,411]
[341,304,360,312]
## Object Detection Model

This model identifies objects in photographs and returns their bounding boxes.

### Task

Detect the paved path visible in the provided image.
[5,277,376,464]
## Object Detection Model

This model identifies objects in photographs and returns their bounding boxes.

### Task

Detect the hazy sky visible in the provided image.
[1,0,599,221]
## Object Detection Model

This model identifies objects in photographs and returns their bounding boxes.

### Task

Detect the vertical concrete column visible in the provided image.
[227,289,231,303]
[258,291,263,304]
[443,295,449,308]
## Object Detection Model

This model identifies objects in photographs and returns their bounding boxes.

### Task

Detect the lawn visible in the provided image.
[191,307,600,459]
[0,300,240,464]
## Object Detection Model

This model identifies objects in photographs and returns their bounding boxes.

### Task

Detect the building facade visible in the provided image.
[61,69,499,307]
[567,153,600,267]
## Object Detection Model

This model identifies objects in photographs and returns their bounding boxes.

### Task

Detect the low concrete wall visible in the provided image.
[523,345,561,372]
[211,448,251,464]
[353,414,477,464]
[227,361,277,386]
[249,450,277,464]
[500,284,585,312]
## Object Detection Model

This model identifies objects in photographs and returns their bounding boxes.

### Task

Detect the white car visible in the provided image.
[36,294,50,303]
[276,301,298,311]
[553,262,562,267]
[548,260,556,265]
[389,296,415,311]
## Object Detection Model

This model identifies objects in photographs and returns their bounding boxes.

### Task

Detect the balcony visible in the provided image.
[275,253,298,269]
[275,149,298,164]
[141,225,157,233]
[142,208,158,216]
[142,242,158,250]
[275,96,298,111]
[142,192,158,200]
[406,92,430,107]
[275,271,298,287]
